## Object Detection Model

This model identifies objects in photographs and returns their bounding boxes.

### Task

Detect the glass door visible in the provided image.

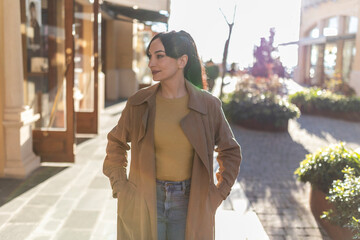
[74,0,99,134]
[342,39,356,82]
[324,43,337,79]
[308,44,325,85]
[21,0,75,162]
[309,45,320,82]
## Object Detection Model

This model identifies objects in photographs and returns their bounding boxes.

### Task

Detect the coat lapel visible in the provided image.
[180,81,211,176]
[138,106,149,143]
[129,84,159,144]
[180,112,210,176]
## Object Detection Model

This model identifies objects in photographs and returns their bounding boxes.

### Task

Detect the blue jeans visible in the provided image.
[156,179,191,240]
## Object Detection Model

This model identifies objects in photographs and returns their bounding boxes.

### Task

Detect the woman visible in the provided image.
[103,30,241,240]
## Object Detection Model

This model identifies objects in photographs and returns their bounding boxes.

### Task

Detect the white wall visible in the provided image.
[105,19,138,100]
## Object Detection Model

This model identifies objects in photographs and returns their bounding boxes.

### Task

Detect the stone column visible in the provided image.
[105,20,138,100]
[295,44,308,85]
[314,44,325,85]
[314,19,326,85]
[335,16,346,78]
[2,0,40,178]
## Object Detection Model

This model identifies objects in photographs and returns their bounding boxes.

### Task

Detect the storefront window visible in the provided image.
[73,0,95,112]
[309,27,319,38]
[304,15,357,86]
[323,16,338,36]
[346,16,358,34]
[309,45,319,79]
[98,12,102,75]
[134,24,153,88]
[342,39,356,82]
[22,0,66,130]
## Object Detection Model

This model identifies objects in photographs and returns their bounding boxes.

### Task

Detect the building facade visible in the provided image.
[295,0,360,94]
[0,0,170,178]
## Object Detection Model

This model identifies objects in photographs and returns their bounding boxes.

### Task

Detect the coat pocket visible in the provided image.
[208,184,223,213]
[117,182,139,223]
[117,181,150,239]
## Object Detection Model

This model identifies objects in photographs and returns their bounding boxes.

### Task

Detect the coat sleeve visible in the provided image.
[103,102,131,198]
[213,97,242,199]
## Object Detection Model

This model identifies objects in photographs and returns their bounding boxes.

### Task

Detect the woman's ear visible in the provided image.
[177,54,188,69]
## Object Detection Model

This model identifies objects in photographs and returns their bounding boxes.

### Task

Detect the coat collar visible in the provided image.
[128,80,207,115]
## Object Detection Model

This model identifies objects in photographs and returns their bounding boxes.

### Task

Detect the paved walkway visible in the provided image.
[235,114,360,240]
[0,99,268,240]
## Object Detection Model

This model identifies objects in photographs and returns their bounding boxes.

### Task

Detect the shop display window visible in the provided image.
[346,16,358,34]
[309,44,320,80]
[342,39,356,82]
[74,0,95,112]
[323,43,337,78]
[323,16,338,36]
[21,0,66,130]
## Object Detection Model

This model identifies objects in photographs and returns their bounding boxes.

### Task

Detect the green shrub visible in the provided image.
[323,77,356,97]
[294,143,360,193]
[205,64,219,81]
[322,167,360,239]
[223,90,300,128]
[289,88,360,113]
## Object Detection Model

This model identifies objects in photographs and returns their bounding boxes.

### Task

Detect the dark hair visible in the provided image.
[146,30,207,90]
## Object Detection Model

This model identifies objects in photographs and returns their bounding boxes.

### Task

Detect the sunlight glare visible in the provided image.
[168,0,301,68]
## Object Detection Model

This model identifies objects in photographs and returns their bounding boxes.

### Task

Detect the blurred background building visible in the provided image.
[0,0,170,178]
[295,0,360,93]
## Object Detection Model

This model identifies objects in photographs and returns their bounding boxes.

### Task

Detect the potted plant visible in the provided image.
[322,167,360,239]
[289,88,360,122]
[205,60,219,92]
[223,89,300,131]
[323,75,356,97]
[294,143,360,239]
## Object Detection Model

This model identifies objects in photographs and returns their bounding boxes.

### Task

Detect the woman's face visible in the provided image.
[147,38,182,82]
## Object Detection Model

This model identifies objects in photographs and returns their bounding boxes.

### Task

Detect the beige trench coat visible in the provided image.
[103,80,242,240]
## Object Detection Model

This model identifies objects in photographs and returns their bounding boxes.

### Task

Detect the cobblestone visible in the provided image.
[233,114,360,239]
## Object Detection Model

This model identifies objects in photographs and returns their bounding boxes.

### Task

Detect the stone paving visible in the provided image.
[0,100,268,240]
[234,113,360,239]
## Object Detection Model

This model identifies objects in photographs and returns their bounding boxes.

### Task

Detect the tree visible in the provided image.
[219,4,237,99]
[251,28,286,79]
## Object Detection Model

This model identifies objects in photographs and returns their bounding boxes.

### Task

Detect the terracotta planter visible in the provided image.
[309,187,354,240]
